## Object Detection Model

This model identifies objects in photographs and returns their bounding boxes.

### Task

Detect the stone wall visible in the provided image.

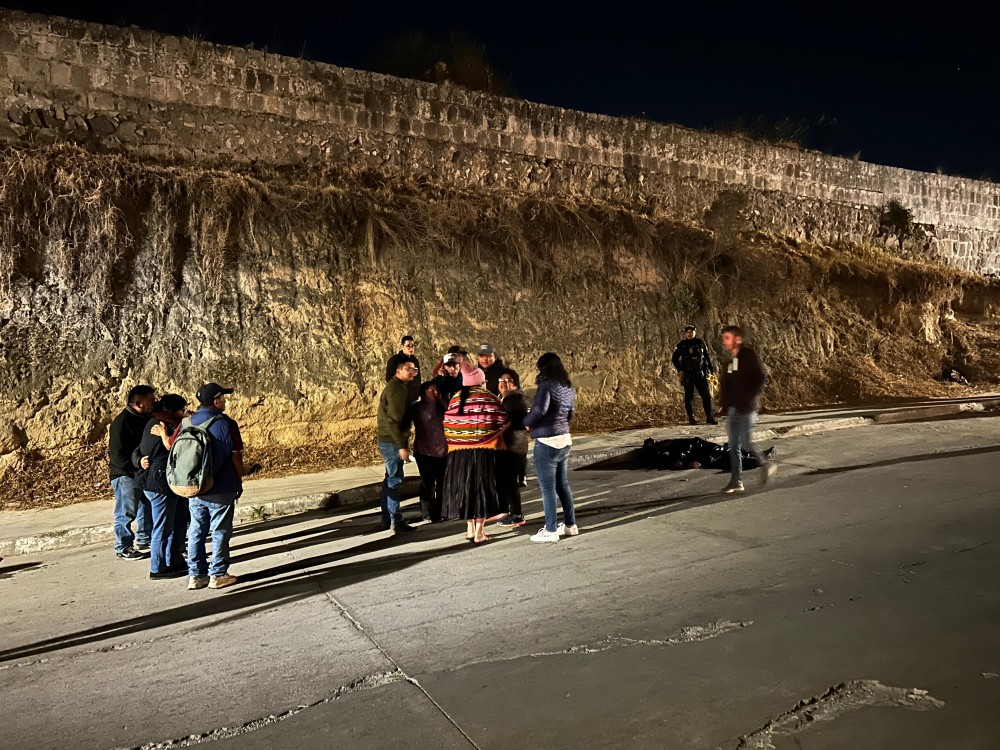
[2,7,999,274]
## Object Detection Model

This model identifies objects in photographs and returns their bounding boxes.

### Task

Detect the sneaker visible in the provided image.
[391,522,417,533]
[762,462,777,484]
[116,547,144,561]
[134,542,151,552]
[187,576,209,590]
[485,513,506,524]
[149,570,187,580]
[707,418,719,425]
[688,417,698,425]
[557,522,579,537]
[208,573,238,589]
[529,528,560,543]
[497,514,526,527]
[518,477,528,488]
[722,479,745,494]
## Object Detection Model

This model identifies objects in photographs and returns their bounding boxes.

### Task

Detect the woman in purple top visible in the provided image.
[412,381,448,522]
[523,352,579,543]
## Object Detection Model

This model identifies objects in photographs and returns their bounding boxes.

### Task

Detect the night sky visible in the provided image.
[9,1,1000,179]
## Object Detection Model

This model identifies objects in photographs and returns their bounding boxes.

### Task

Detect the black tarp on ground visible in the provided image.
[640,437,774,471]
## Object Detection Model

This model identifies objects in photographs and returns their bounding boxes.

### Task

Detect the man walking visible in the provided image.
[377,360,420,533]
[109,385,156,560]
[718,326,775,493]
[671,324,717,425]
[187,383,244,590]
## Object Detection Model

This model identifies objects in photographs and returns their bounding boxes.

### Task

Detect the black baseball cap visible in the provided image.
[683,325,697,332]
[196,383,234,406]
[478,342,495,355]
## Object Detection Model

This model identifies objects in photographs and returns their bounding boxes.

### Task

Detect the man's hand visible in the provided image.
[150,422,167,438]
[398,447,410,462]
[140,456,150,470]
[677,371,685,382]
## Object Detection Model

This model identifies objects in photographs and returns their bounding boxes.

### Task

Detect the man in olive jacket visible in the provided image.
[376,360,420,532]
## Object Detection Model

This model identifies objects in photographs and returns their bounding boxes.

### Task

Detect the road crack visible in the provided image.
[730,679,944,749]
[123,670,406,749]
[449,619,752,672]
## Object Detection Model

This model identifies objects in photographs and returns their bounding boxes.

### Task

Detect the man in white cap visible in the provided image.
[477,342,506,396]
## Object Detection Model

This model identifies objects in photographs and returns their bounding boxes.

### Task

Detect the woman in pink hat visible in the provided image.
[442,363,510,544]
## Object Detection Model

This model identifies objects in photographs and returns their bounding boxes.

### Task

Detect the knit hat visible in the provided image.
[462,363,486,387]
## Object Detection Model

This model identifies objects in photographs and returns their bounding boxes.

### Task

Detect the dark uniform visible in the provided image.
[671,335,717,424]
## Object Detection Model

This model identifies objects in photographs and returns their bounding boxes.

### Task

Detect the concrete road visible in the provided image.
[2,417,999,749]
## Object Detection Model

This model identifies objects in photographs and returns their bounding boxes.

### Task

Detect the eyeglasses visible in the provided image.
[403,366,418,372]
[498,379,515,384]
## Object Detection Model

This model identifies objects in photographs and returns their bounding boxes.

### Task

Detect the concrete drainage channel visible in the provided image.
[2,398,998,558]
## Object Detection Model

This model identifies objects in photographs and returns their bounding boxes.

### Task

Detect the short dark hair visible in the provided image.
[721,325,745,338]
[536,352,571,387]
[498,367,521,389]
[418,380,438,398]
[157,393,188,413]
[127,385,155,404]
[401,335,414,345]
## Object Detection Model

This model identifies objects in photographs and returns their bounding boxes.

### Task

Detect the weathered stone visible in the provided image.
[86,114,115,134]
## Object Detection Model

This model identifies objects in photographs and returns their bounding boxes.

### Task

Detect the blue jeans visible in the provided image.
[378,442,405,524]
[111,476,152,552]
[145,491,188,574]
[727,408,762,479]
[533,441,576,533]
[187,494,238,578]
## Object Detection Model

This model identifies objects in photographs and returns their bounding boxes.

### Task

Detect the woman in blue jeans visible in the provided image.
[134,394,191,579]
[523,352,578,543]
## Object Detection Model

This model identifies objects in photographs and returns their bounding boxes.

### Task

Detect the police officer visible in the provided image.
[671,324,718,425]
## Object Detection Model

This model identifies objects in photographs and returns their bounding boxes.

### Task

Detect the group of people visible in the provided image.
[108,382,244,589]
[377,339,579,544]
[106,325,770,587]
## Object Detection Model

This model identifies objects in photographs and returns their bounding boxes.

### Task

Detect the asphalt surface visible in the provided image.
[2,417,999,749]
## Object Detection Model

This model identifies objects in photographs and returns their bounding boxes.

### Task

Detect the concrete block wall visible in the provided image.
[2,7,999,273]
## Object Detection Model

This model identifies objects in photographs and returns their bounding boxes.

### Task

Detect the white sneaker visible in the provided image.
[529,528,560,543]
[556,522,579,537]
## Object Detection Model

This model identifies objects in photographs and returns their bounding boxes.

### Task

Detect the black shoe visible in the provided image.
[688,418,698,425]
[150,570,188,580]
[116,547,144,561]
[391,522,417,533]
[707,418,719,425]
[135,542,151,552]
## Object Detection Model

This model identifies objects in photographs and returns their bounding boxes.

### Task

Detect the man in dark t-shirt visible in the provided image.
[109,384,156,560]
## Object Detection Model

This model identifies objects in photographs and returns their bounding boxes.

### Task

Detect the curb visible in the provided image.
[0,476,422,558]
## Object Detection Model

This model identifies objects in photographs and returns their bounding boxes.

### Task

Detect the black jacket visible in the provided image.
[482,357,506,395]
[671,338,715,377]
[719,345,767,414]
[133,414,183,495]
[109,405,150,481]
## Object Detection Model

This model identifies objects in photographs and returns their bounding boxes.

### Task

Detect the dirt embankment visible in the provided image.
[1,144,998,510]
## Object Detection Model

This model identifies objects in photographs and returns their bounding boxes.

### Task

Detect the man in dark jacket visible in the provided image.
[496,368,529,527]
[432,351,463,403]
[477,342,506,396]
[385,336,421,402]
[718,326,775,493]
[411,381,447,523]
[671,324,717,426]
[377,360,420,533]
[109,385,156,560]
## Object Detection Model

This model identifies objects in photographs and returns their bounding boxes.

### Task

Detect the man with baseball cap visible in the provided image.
[186,382,244,590]
[432,351,464,402]
[477,343,506,396]
[671,325,718,426]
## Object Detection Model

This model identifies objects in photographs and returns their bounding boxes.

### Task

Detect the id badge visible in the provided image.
[730,357,739,372]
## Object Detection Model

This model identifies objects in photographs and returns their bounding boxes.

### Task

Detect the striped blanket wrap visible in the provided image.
[443,388,510,450]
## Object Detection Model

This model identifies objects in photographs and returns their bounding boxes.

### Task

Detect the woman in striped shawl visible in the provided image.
[442,364,510,544]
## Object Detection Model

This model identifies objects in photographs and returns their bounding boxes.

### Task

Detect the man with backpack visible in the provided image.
[184,382,244,590]
[109,385,156,560]
[671,324,718,426]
